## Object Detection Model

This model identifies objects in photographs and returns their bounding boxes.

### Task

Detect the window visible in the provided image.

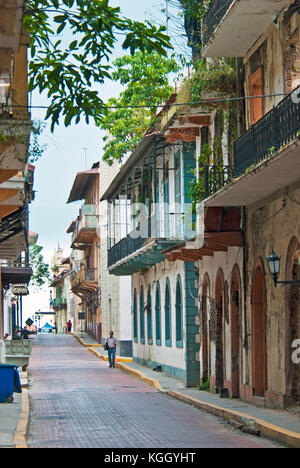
[174,151,182,239]
[147,287,153,344]
[155,282,161,345]
[249,67,264,125]
[175,276,183,347]
[165,279,172,346]
[133,289,138,342]
[164,161,170,238]
[140,287,145,344]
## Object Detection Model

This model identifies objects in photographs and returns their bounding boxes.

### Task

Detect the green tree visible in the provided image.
[23,0,173,131]
[100,51,179,165]
[29,244,51,287]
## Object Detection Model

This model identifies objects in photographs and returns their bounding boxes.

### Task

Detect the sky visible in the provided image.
[22,0,175,320]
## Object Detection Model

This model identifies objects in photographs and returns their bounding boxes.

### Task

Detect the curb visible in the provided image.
[74,334,132,362]
[76,334,300,448]
[14,372,30,449]
[165,390,300,448]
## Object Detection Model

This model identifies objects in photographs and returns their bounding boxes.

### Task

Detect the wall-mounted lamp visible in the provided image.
[266,249,300,287]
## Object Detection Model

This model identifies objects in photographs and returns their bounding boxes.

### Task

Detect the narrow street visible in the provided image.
[27,335,281,449]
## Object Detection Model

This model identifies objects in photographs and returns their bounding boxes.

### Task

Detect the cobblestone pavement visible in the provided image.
[27,335,281,449]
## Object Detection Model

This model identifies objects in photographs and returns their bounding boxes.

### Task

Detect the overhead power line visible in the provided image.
[14,92,289,112]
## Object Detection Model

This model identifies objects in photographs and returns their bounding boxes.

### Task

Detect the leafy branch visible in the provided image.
[23,0,173,131]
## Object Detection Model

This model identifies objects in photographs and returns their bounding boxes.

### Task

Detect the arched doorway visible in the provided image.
[285,237,300,405]
[231,266,241,398]
[200,274,210,382]
[215,270,224,390]
[252,260,267,397]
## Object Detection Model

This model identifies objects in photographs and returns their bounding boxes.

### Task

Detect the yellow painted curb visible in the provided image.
[116,362,165,393]
[76,333,300,447]
[166,390,300,448]
[88,347,132,363]
[14,387,30,449]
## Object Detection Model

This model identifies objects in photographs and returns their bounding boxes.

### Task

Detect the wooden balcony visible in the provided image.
[71,266,98,297]
[1,261,32,288]
[71,205,98,248]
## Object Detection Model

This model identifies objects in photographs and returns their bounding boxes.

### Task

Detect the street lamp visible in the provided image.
[266,249,300,287]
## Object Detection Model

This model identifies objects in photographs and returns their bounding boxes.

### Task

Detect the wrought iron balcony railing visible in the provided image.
[234,85,300,177]
[203,0,234,45]
[108,214,187,269]
[202,165,233,199]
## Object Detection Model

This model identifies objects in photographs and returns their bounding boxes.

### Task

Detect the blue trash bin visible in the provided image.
[0,364,18,403]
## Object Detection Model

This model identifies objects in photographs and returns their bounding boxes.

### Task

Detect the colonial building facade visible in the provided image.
[201,0,300,408]
[0,1,35,340]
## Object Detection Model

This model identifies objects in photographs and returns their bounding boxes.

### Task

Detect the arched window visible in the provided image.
[155,282,161,345]
[147,287,153,344]
[165,279,172,346]
[133,289,138,342]
[175,275,183,347]
[140,287,145,344]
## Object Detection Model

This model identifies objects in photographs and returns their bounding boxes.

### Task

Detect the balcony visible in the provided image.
[1,261,32,288]
[0,0,24,51]
[205,85,300,207]
[201,165,233,199]
[0,207,28,260]
[71,265,99,308]
[52,296,67,310]
[0,118,32,173]
[203,0,287,57]
[108,215,189,276]
[71,204,98,248]
[71,266,98,290]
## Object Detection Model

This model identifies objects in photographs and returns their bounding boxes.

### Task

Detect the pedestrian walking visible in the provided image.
[104,331,117,368]
[67,320,72,333]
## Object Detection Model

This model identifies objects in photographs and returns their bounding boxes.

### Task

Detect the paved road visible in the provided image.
[27,334,281,449]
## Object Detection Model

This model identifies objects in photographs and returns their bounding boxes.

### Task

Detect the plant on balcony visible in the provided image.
[188,142,233,206]
[188,143,212,206]
[181,59,237,107]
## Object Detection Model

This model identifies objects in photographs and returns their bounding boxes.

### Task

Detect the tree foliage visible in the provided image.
[29,244,51,287]
[99,51,179,165]
[163,0,212,61]
[23,0,173,131]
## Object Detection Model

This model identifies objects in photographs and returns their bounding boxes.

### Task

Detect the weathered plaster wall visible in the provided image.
[198,247,244,394]
[244,13,300,129]
[245,178,300,407]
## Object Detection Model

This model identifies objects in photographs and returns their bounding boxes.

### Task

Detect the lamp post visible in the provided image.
[266,249,300,287]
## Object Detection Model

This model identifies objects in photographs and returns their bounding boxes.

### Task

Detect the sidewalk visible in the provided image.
[0,370,29,448]
[75,333,300,448]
